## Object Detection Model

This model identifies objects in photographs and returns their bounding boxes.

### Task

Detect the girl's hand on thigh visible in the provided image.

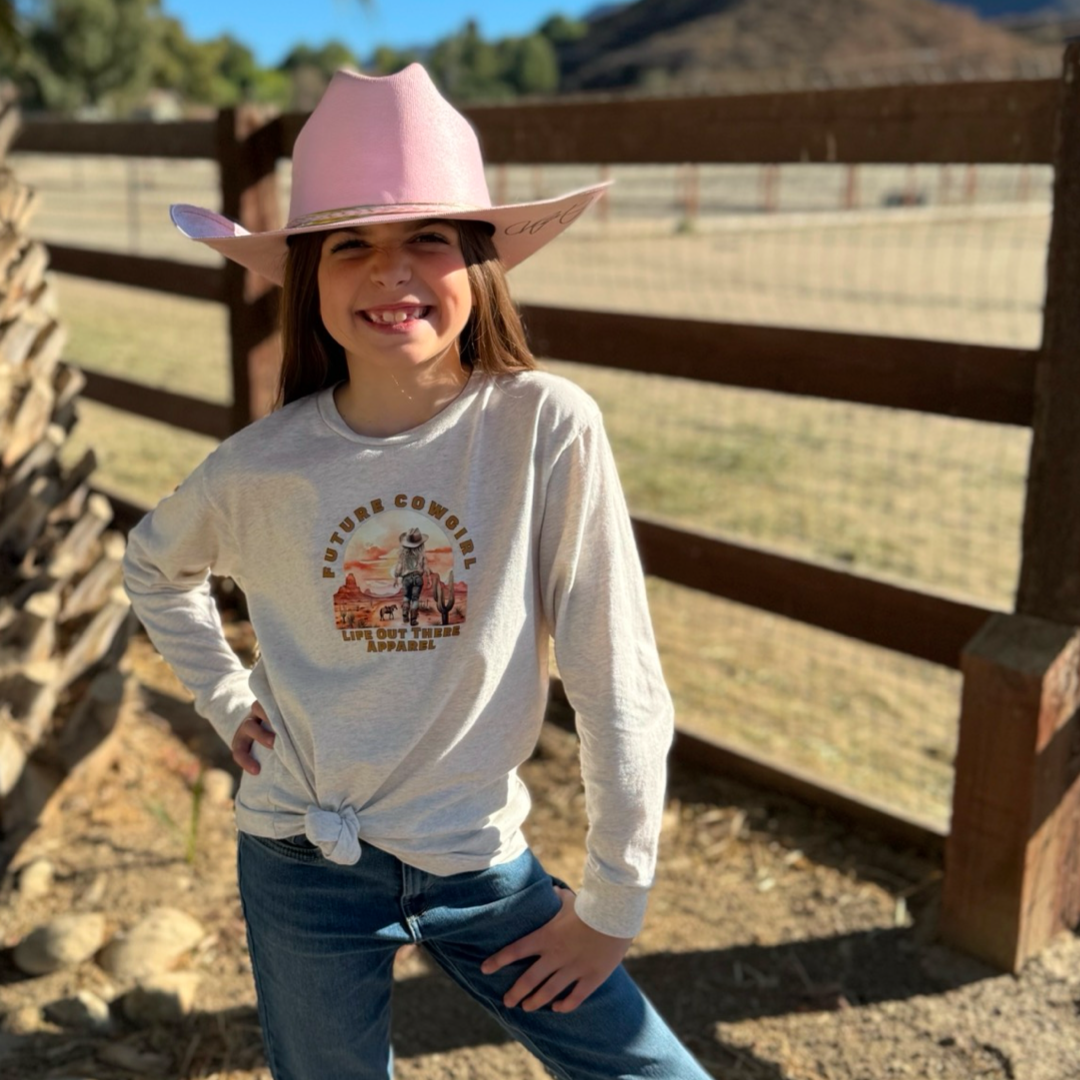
[231,700,275,775]
[480,886,632,1014]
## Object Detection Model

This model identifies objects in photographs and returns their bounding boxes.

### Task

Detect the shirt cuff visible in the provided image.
[574,869,651,939]
[205,669,255,747]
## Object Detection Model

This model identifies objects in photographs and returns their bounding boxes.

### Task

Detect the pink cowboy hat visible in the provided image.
[170,64,611,286]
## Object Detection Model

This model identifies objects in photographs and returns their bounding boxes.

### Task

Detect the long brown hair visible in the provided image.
[274,220,535,409]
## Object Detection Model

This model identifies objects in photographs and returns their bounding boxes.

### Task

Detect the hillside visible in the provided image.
[557,0,1062,94]
[958,1,1072,15]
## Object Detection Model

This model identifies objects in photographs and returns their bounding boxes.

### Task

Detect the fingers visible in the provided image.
[232,742,261,775]
[481,929,539,976]
[231,706,275,775]
[551,976,600,1013]
[519,969,576,1012]
[248,718,276,749]
[502,957,556,1009]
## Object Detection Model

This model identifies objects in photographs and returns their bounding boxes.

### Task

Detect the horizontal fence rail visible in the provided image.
[267,80,1064,166]
[18,79,1058,169]
[461,80,1058,165]
[12,119,219,159]
[633,517,1000,669]
[48,245,227,302]
[521,306,1039,425]
[81,371,234,440]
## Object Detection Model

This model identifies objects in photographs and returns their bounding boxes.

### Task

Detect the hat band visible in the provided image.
[287,201,487,230]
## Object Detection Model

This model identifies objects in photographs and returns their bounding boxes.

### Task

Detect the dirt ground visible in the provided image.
[1,624,1079,1080]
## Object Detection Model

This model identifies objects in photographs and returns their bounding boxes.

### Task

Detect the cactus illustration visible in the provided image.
[432,570,455,625]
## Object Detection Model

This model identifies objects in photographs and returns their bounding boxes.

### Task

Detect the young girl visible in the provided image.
[122,64,712,1080]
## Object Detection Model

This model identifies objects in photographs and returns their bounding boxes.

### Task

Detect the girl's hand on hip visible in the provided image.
[480,885,632,1014]
[231,700,275,775]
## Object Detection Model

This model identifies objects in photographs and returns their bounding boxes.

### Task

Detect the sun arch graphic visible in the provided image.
[331,507,467,631]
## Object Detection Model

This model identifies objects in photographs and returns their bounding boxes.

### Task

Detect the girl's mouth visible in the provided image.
[360,306,431,328]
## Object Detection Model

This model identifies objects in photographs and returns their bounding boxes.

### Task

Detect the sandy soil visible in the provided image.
[1,626,1079,1080]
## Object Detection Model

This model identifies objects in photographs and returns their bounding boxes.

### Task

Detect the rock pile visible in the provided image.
[4,894,209,1036]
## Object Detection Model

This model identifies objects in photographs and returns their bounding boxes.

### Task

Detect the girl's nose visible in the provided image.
[370,245,411,287]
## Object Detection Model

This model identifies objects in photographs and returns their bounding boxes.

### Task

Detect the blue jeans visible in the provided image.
[237,832,712,1080]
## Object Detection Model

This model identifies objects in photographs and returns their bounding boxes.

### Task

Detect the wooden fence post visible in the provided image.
[940,616,1080,970]
[940,43,1080,971]
[215,106,282,430]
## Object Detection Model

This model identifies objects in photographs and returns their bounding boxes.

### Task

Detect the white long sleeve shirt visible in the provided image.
[122,370,674,938]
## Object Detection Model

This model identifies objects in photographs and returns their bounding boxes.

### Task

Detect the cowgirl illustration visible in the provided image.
[123,65,711,1080]
[392,526,426,626]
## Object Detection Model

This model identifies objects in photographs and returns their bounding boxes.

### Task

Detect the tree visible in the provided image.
[212,34,259,101]
[538,14,588,47]
[20,0,162,112]
[0,0,18,59]
[279,39,359,110]
[280,40,358,79]
[150,23,289,108]
[370,44,420,76]
[506,34,559,95]
[428,20,514,102]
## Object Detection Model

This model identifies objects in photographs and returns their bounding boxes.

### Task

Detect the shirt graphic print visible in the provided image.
[323,492,475,653]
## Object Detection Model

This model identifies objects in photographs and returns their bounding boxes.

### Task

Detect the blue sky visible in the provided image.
[157,1,605,67]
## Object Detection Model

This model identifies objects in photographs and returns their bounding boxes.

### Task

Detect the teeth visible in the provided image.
[367,307,425,324]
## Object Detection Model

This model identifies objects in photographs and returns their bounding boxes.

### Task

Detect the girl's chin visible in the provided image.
[344,342,464,373]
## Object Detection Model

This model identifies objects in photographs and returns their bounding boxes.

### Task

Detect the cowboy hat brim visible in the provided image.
[170,181,611,286]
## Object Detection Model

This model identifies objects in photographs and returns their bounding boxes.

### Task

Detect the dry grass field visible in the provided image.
[14,154,1050,826]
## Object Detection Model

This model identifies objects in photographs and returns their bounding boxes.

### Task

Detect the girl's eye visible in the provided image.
[330,237,368,253]
[412,232,450,244]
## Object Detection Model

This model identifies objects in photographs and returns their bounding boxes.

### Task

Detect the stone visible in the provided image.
[43,990,113,1032]
[17,858,54,901]
[97,1044,171,1072]
[120,971,200,1026]
[98,907,206,980]
[12,912,106,975]
[78,872,107,908]
[201,768,235,806]
[0,1004,43,1034]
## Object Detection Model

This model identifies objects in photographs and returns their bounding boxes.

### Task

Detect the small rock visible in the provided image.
[79,873,108,908]
[97,1043,171,1072]
[0,1004,43,1034]
[1036,939,1080,983]
[98,907,206,980]
[201,768,235,806]
[121,971,200,1026]
[12,913,107,975]
[43,990,113,1032]
[17,858,55,901]
[89,974,118,1003]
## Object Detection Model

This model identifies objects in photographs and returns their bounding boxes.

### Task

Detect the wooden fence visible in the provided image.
[12,48,1080,971]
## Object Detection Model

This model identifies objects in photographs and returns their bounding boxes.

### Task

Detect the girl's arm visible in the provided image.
[536,406,675,941]
[121,455,254,748]
[485,404,674,1010]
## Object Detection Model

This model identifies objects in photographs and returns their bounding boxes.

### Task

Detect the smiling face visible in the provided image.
[316,218,473,382]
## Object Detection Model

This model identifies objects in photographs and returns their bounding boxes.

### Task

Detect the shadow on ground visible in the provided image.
[0,922,995,1080]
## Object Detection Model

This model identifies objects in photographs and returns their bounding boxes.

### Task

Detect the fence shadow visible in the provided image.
[0,924,994,1080]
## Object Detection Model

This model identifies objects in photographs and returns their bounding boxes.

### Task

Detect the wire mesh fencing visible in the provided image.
[10,151,1048,826]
